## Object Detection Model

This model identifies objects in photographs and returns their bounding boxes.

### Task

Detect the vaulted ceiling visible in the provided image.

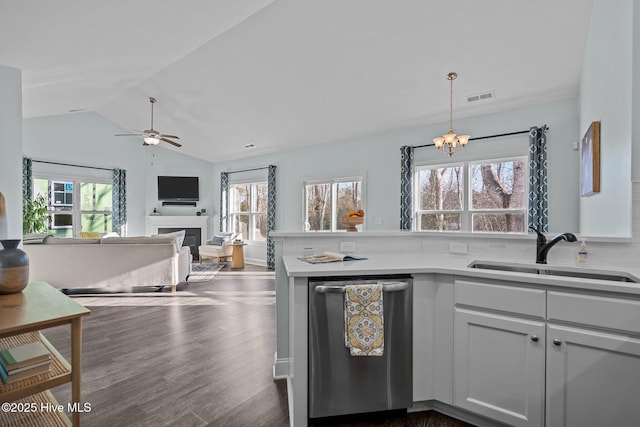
[1,0,594,163]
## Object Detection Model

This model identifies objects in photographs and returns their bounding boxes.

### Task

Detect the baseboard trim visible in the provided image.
[245,257,267,267]
[272,353,290,379]
[410,400,510,427]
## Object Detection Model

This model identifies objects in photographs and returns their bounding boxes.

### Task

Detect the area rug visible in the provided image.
[188,262,225,282]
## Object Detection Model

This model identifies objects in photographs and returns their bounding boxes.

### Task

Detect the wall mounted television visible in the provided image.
[157,176,199,201]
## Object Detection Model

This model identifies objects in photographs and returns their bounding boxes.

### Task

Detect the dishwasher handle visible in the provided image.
[314,281,409,294]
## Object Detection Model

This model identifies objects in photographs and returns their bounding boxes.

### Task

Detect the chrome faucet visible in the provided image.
[528,226,578,264]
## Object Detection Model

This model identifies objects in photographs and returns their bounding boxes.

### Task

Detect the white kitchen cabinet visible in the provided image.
[546,292,640,427]
[413,274,455,404]
[453,280,546,427]
[454,308,545,427]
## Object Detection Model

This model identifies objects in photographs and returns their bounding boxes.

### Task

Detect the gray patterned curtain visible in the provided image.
[220,172,229,233]
[112,169,127,236]
[266,165,277,269]
[528,126,548,232]
[22,157,32,201]
[400,145,414,230]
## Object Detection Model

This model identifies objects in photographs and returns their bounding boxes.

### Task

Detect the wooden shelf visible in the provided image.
[0,331,71,403]
[0,390,71,427]
[0,282,89,426]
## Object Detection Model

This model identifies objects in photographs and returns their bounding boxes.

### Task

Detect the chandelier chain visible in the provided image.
[449,74,453,131]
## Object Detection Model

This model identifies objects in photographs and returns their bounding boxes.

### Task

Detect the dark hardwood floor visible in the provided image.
[42,263,473,427]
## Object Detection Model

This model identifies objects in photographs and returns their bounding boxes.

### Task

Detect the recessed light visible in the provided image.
[68,108,86,113]
[244,143,256,149]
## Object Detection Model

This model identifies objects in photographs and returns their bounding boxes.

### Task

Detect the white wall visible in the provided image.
[579,0,634,237]
[212,97,580,238]
[0,66,23,240]
[23,112,216,237]
[633,0,640,181]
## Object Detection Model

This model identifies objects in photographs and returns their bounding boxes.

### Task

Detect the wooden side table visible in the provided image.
[0,282,90,427]
[231,243,246,269]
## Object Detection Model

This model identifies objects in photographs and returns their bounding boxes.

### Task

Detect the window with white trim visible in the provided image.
[304,177,363,232]
[33,176,113,237]
[415,157,527,233]
[229,181,267,242]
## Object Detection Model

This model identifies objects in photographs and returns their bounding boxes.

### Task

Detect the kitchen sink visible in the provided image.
[468,260,640,283]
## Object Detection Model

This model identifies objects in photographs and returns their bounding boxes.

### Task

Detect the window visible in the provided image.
[304,177,363,232]
[33,177,113,237]
[229,182,267,241]
[415,157,527,233]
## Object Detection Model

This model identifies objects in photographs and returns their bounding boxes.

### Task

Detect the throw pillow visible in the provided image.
[209,236,226,246]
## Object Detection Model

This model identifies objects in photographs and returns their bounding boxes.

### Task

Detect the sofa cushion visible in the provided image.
[151,230,185,249]
[44,236,100,244]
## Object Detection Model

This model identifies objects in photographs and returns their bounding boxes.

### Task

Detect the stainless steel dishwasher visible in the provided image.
[308,275,413,419]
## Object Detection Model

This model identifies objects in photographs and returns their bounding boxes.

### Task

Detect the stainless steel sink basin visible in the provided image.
[469,262,540,275]
[468,261,640,283]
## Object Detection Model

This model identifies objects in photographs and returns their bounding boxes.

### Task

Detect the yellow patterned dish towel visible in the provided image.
[344,284,384,356]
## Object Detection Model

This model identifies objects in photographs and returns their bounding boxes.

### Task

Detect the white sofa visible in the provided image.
[24,234,192,292]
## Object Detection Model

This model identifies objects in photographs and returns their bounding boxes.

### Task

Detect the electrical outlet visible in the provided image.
[449,242,468,254]
[374,217,383,225]
[339,241,356,253]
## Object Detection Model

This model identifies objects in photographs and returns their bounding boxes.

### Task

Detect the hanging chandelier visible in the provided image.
[433,72,470,156]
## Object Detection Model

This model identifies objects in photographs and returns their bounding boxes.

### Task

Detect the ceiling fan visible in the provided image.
[115,97,182,147]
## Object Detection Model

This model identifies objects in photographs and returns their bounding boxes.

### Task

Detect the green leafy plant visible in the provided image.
[23,194,50,234]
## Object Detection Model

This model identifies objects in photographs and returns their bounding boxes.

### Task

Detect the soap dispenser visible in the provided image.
[576,240,590,265]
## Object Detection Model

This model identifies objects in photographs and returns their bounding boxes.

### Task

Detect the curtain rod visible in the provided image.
[225,165,274,175]
[412,128,540,150]
[31,159,114,172]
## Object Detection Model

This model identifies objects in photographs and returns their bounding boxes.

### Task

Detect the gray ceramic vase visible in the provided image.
[0,239,29,294]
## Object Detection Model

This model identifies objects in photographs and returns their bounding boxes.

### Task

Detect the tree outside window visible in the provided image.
[415,157,527,233]
[304,178,363,232]
[229,182,267,241]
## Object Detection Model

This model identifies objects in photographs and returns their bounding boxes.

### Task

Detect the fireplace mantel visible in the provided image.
[146,216,209,245]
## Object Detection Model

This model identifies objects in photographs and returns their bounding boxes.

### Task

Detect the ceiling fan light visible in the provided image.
[144,136,160,145]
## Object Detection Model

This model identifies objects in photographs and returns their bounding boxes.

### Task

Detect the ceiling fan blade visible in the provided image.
[160,134,180,139]
[160,137,182,148]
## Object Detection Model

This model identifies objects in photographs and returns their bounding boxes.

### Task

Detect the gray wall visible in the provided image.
[0,66,23,239]
[579,0,634,237]
[212,97,580,237]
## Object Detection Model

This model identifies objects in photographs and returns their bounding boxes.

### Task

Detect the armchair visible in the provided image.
[198,233,237,265]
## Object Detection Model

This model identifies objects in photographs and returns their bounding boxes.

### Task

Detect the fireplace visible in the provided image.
[147,216,209,261]
[159,227,202,259]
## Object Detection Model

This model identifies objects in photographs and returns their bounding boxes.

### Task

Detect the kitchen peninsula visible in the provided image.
[273,231,640,427]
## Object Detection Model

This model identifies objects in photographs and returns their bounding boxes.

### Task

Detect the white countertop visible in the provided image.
[282,253,640,296]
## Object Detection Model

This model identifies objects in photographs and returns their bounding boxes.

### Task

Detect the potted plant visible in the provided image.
[23,194,50,235]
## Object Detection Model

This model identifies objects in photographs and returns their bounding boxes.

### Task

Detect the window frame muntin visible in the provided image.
[414,155,529,233]
[228,180,268,243]
[302,174,365,232]
[33,173,113,236]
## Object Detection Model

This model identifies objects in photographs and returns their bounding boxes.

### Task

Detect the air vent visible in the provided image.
[466,91,495,103]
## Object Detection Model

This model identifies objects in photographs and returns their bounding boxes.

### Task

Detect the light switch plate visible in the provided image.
[339,241,356,252]
[449,241,468,254]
